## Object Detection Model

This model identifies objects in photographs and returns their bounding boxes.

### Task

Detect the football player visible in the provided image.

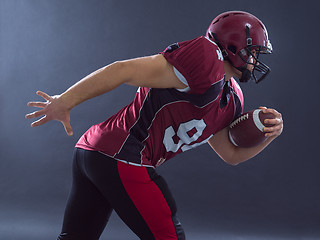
[26,11,283,240]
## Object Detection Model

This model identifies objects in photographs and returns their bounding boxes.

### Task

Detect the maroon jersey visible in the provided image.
[76,36,244,168]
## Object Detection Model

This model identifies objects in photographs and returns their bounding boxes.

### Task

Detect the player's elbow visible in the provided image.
[220,149,250,166]
[228,160,240,166]
[224,151,254,166]
[222,156,240,166]
[111,60,131,82]
[216,145,241,166]
[114,58,145,86]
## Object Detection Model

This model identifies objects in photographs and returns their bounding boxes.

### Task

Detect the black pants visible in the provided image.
[57,148,185,240]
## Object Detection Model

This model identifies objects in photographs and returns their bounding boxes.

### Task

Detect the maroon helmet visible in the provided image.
[206,11,273,83]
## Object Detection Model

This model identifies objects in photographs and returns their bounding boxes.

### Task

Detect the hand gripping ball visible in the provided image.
[228,109,274,148]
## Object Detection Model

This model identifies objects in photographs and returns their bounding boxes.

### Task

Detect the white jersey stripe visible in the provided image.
[173,67,190,92]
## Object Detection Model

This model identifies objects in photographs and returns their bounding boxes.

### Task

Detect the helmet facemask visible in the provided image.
[231,25,273,83]
[237,43,272,83]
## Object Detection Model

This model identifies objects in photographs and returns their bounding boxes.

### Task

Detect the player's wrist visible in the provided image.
[59,92,78,110]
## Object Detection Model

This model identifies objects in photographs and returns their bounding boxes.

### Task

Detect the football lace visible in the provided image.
[229,113,249,128]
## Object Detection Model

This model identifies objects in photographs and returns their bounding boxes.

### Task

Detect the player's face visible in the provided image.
[231,48,271,83]
[246,50,257,72]
[230,51,256,81]
[225,49,259,81]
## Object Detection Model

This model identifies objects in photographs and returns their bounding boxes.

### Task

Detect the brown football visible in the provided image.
[228,109,275,148]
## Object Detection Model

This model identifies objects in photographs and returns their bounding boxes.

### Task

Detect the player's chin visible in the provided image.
[234,69,242,79]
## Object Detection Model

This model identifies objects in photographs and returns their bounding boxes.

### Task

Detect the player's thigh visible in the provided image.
[82,151,185,239]
[82,152,156,239]
[114,161,185,240]
[58,149,113,240]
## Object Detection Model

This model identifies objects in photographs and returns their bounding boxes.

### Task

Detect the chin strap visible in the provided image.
[238,25,253,82]
[238,67,252,82]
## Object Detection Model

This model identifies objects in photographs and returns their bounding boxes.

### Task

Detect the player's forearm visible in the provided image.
[227,136,276,165]
[60,61,128,110]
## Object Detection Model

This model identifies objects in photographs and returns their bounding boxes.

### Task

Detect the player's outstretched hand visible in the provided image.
[25,91,73,136]
[259,106,283,138]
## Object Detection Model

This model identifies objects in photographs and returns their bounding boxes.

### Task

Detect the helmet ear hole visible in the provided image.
[227,45,237,54]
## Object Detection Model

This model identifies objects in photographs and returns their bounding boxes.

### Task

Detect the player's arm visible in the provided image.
[25,54,187,135]
[60,54,187,108]
[208,108,283,165]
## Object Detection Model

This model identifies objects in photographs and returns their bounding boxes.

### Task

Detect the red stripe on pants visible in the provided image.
[117,161,178,240]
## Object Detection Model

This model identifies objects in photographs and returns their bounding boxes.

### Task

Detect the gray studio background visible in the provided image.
[1,0,319,239]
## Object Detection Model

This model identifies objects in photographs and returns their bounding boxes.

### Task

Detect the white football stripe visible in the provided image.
[253,109,265,132]
[228,130,238,146]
